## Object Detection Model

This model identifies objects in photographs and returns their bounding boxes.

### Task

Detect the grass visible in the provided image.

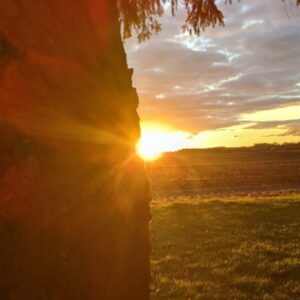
[150,195,300,299]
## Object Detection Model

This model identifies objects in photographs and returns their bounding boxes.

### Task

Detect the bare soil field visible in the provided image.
[147,149,300,199]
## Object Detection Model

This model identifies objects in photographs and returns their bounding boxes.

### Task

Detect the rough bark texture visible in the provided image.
[0,1,151,299]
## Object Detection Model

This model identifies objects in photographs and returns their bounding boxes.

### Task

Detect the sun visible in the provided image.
[136,122,190,161]
[136,134,163,161]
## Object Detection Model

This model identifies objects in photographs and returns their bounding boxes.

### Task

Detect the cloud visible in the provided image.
[283,122,300,136]
[246,120,300,136]
[125,0,300,144]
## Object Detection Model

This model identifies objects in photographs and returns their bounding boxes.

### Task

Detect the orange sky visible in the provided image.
[125,1,300,152]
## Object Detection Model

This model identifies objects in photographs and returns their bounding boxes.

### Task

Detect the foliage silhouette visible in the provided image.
[118,0,300,41]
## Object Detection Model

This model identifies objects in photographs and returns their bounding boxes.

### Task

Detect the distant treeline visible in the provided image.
[177,142,300,154]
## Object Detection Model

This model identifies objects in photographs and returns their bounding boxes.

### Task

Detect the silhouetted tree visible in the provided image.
[0,1,299,299]
[118,0,225,41]
[118,0,299,41]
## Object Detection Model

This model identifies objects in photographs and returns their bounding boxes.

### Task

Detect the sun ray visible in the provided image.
[136,122,192,160]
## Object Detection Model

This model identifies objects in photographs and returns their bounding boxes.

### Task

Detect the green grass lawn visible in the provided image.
[150,195,300,300]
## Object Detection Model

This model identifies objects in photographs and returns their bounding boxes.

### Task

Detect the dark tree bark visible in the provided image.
[0,1,151,299]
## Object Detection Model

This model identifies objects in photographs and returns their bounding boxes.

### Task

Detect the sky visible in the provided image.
[125,0,300,150]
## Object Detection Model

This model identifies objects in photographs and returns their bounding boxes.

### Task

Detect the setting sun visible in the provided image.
[136,135,163,161]
[136,122,192,160]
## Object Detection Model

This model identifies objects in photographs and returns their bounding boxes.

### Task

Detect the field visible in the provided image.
[148,149,300,299]
[147,149,300,199]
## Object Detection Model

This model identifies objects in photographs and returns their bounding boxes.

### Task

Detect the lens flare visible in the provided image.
[136,135,163,161]
[136,122,191,161]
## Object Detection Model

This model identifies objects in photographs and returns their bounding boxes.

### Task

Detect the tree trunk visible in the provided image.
[0,1,151,299]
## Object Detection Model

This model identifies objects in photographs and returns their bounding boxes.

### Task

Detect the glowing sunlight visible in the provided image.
[136,122,191,160]
[137,136,163,161]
